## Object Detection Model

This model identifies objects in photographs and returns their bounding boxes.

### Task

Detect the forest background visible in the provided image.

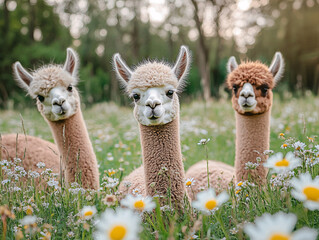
[0,0,318,109]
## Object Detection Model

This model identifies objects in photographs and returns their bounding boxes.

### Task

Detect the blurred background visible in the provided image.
[0,0,318,109]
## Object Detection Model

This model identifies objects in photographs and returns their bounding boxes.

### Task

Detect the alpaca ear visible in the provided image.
[64,48,79,78]
[13,62,33,91]
[269,52,284,84]
[173,45,191,83]
[227,56,238,73]
[113,53,132,87]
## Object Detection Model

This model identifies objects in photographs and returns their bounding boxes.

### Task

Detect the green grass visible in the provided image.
[0,94,319,239]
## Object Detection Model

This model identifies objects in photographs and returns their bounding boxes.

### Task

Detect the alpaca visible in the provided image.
[12,48,99,189]
[185,52,284,195]
[226,52,284,182]
[114,46,191,207]
[1,134,60,174]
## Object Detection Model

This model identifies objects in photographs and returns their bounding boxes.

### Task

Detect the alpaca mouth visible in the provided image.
[149,115,158,120]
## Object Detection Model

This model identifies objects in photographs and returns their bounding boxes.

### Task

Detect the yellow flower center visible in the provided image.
[269,233,290,240]
[205,199,217,210]
[134,200,145,210]
[237,182,243,186]
[186,181,192,186]
[109,225,127,240]
[296,147,301,150]
[282,144,287,148]
[108,170,116,176]
[26,207,33,215]
[303,186,319,201]
[279,133,284,136]
[84,210,93,217]
[275,159,289,167]
[235,190,241,194]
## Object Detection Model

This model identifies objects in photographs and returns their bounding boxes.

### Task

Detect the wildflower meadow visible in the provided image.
[0,92,318,239]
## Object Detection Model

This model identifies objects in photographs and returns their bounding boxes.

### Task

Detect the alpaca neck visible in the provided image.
[235,110,271,183]
[139,116,187,207]
[47,110,99,189]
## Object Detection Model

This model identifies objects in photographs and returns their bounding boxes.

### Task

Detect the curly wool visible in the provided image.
[127,62,178,92]
[29,65,76,98]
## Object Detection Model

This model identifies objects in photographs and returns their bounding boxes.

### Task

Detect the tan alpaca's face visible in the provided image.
[113,45,191,126]
[13,48,80,121]
[226,53,284,115]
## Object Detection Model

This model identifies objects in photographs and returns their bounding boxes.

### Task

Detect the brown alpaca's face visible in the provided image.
[227,64,274,115]
[226,53,284,115]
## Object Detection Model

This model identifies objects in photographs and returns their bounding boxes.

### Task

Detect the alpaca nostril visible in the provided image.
[240,91,254,98]
[146,101,161,109]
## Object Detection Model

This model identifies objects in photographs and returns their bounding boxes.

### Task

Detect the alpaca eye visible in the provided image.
[166,90,174,98]
[37,95,44,102]
[232,85,239,94]
[132,93,140,101]
[67,85,73,92]
[260,85,269,96]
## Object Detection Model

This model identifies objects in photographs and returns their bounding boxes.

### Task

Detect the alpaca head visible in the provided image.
[226,52,284,115]
[113,46,191,126]
[13,48,80,121]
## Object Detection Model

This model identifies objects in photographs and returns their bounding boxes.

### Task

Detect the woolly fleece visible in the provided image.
[46,105,100,189]
[185,160,235,200]
[235,110,270,182]
[1,134,60,174]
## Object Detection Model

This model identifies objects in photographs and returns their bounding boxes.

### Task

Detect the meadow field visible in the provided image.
[0,93,319,239]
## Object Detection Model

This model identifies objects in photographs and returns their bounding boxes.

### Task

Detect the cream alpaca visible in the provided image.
[226,52,284,182]
[1,134,60,174]
[11,48,99,189]
[115,46,190,207]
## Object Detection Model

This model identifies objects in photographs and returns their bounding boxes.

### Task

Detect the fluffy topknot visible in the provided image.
[226,61,275,90]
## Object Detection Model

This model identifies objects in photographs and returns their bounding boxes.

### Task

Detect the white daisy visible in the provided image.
[264,152,301,174]
[292,141,306,151]
[94,208,141,240]
[121,195,155,213]
[80,206,97,220]
[290,172,319,210]
[20,215,37,225]
[192,188,229,214]
[185,178,196,187]
[244,211,317,240]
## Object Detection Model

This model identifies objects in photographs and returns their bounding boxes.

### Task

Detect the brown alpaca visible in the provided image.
[1,134,60,174]
[226,52,284,182]
[115,46,190,207]
[11,48,99,189]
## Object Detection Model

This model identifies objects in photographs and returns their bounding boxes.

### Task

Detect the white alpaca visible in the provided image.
[7,48,100,189]
[115,46,190,207]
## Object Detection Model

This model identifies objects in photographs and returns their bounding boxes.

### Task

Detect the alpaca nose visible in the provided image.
[240,90,254,98]
[52,97,65,106]
[146,99,161,109]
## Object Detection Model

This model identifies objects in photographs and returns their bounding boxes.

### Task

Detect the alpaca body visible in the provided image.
[185,160,234,199]
[114,46,191,208]
[226,52,284,183]
[235,111,270,182]
[119,165,145,195]
[1,134,60,173]
[46,109,99,189]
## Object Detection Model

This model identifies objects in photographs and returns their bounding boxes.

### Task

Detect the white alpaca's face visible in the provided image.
[13,48,80,122]
[237,83,257,112]
[36,85,79,121]
[130,85,178,126]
